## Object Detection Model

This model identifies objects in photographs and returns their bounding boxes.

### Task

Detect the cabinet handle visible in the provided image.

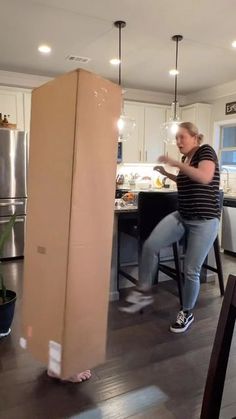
[139,150,141,161]
[145,150,147,161]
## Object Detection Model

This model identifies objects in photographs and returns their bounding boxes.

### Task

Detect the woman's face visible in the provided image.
[176,127,198,155]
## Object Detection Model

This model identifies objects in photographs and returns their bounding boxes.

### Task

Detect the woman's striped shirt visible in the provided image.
[176,144,220,220]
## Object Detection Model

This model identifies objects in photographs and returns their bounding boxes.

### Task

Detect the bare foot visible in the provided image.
[47,369,91,383]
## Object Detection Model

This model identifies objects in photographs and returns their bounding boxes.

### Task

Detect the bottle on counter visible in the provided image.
[116,174,125,185]
[3,115,8,124]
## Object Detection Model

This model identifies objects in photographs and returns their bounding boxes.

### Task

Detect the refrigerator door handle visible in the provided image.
[0,201,24,206]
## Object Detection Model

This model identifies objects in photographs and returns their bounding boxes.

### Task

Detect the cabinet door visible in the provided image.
[181,103,212,142]
[23,92,32,133]
[144,105,166,162]
[0,90,24,130]
[165,143,181,160]
[122,103,144,163]
[195,104,212,142]
[181,105,196,124]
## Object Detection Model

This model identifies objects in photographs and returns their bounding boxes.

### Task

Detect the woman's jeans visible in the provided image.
[139,211,219,311]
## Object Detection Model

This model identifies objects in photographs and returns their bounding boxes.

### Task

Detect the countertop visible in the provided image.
[114,191,236,213]
[224,193,236,200]
[115,204,138,213]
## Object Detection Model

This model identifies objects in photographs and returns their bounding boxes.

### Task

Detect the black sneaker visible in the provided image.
[170,310,194,333]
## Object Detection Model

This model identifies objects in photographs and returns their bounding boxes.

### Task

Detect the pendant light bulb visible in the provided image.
[162,35,183,145]
[114,20,136,141]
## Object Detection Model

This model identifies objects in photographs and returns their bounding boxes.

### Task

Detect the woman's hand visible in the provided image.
[153,165,166,176]
[158,155,180,168]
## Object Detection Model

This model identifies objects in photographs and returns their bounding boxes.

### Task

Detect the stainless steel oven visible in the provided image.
[222,197,236,255]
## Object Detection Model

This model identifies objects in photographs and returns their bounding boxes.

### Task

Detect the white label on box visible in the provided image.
[48,340,62,377]
[19,337,27,349]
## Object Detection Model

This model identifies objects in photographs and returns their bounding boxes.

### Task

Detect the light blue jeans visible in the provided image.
[139,211,219,311]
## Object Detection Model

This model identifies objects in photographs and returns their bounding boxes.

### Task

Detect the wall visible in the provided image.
[0,70,51,89]
[210,95,236,191]
[185,80,236,192]
[124,87,186,106]
[0,69,185,105]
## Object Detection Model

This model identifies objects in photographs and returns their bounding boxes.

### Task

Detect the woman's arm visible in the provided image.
[153,165,177,182]
[158,156,215,184]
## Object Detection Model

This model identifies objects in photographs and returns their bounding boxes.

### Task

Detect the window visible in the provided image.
[219,125,236,172]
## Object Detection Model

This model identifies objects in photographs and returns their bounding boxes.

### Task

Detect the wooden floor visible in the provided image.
[0,254,236,419]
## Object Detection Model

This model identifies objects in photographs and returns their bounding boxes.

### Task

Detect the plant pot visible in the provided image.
[0,290,16,337]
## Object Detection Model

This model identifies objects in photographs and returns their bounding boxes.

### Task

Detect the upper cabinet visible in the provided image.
[23,92,32,133]
[181,103,212,142]
[0,88,31,132]
[145,105,167,162]
[122,102,144,163]
[122,101,167,163]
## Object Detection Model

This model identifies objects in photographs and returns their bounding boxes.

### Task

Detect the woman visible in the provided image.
[122,122,220,333]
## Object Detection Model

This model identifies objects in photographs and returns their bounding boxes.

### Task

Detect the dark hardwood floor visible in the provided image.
[0,254,236,419]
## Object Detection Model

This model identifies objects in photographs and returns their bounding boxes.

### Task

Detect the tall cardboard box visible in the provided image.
[21,69,121,379]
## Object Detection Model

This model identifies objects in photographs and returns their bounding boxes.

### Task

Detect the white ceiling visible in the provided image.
[1,0,236,95]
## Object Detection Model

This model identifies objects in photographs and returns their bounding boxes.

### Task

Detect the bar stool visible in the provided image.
[156,235,225,297]
[117,191,184,304]
[157,190,225,297]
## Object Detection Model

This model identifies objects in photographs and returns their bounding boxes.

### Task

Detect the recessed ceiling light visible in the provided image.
[232,40,236,48]
[169,69,179,76]
[38,44,51,54]
[110,58,121,65]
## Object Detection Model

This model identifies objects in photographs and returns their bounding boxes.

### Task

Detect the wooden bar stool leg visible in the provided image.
[173,242,183,307]
[214,236,225,296]
[153,253,160,286]
[117,230,121,293]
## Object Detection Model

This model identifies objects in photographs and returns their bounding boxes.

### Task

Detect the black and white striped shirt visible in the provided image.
[176,144,220,220]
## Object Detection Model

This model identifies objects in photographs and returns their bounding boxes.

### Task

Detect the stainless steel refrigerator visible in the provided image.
[0,128,28,258]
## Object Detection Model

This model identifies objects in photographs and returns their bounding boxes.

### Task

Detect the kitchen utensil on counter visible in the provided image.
[119,192,138,207]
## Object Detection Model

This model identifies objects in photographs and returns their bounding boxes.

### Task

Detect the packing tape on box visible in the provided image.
[48,340,62,376]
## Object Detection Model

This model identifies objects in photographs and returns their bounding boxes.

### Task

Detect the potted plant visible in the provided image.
[0,214,17,338]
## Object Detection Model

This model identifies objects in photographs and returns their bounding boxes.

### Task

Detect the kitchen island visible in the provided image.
[110,189,222,301]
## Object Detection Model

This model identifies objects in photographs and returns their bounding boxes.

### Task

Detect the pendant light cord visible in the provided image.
[119,23,121,86]
[174,38,179,120]
[114,21,126,87]
[172,34,183,120]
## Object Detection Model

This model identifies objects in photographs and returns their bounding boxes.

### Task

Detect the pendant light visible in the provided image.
[114,20,136,142]
[162,34,183,145]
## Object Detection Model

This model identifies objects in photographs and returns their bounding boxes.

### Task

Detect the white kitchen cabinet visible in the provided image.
[181,103,212,142]
[0,89,24,130]
[144,105,166,162]
[0,88,32,131]
[23,92,32,133]
[122,101,167,163]
[122,102,144,163]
